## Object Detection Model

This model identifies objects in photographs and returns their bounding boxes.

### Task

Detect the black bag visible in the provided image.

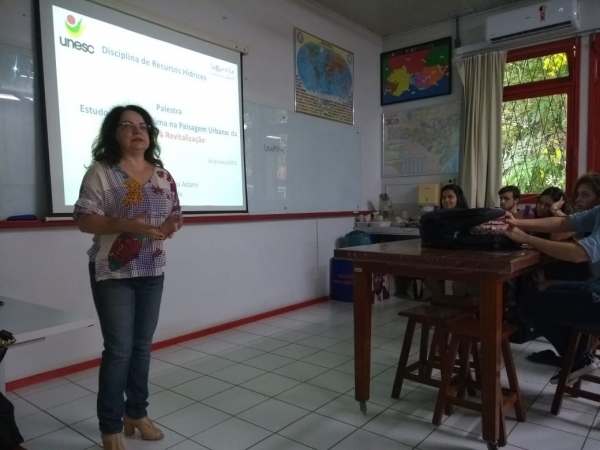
[0,394,23,450]
[504,306,541,344]
[0,331,24,450]
[420,208,521,251]
[0,331,14,367]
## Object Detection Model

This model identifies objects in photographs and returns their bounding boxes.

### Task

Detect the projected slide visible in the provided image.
[38,0,246,214]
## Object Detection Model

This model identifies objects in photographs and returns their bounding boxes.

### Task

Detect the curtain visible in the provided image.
[458,51,507,208]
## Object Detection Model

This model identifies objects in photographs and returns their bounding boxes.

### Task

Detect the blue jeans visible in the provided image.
[89,264,164,434]
[519,282,597,360]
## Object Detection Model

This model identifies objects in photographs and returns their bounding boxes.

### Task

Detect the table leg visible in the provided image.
[479,275,503,446]
[353,266,372,414]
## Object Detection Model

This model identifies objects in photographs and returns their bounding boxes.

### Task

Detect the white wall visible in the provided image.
[0,0,381,381]
[381,21,461,210]
[382,0,600,206]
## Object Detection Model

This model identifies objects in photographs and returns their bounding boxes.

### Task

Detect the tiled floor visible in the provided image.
[13,297,600,449]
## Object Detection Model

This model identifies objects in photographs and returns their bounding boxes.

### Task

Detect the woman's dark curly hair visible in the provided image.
[91,105,163,167]
[574,173,600,199]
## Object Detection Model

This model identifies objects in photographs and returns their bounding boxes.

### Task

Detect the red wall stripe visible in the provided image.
[0,211,368,230]
[6,295,329,391]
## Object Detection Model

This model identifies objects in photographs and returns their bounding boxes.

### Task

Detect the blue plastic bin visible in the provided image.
[344,230,372,247]
[330,258,354,302]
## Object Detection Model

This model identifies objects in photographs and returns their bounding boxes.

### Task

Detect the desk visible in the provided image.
[334,239,540,450]
[0,296,95,393]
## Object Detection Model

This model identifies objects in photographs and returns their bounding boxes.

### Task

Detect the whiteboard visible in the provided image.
[244,102,361,214]
[0,42,361,218]
[0,42,48,219]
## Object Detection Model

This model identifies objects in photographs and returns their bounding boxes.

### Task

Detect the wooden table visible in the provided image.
[334,239,540,450]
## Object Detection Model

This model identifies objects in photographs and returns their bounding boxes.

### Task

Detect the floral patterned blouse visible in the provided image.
[74,162,181,281]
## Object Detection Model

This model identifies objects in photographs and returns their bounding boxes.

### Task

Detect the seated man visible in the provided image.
[499,185,523,218]
[505,207,600,384]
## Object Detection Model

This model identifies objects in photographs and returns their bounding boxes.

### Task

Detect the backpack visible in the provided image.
[420,208,521,251]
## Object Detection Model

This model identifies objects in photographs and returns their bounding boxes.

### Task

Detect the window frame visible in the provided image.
[502,38,580,199]
[588,34,600,172]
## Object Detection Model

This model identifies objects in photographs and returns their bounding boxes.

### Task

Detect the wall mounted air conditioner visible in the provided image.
[486,0,580,44]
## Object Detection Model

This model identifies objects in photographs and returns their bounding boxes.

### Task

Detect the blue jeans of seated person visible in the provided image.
[89,263,164,434]
[519,282,597,362]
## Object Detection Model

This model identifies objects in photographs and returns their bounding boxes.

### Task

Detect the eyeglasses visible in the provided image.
[118,121,150,133]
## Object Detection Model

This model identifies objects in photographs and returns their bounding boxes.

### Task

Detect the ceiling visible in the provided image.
[308,0,530,37]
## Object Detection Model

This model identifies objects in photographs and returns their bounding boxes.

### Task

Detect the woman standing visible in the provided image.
[74,105,183,450]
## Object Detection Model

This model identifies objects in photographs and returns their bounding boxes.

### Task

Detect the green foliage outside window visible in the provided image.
[502,53,569,193]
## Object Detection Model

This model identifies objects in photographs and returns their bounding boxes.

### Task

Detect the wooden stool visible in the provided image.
[552,329,600,415]
[433,318,525,447]
[431,295,480,314]
[392,305,470,399]
[430,296,481,388]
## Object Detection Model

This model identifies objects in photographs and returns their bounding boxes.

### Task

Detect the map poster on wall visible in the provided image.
[294,28,354,125]
[381,37,451,105]
[383,102,461,177]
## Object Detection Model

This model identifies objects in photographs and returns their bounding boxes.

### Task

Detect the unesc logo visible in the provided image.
[65,14,84,38]
[60,14,94,53]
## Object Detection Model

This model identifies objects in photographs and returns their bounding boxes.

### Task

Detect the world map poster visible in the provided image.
[294,28,354,125]
[381,37,451,105]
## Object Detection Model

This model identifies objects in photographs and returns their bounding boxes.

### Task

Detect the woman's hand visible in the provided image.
[503,225,530,244]
[504,212,520,227]
[126,212,164,240]
[550,197,566,216]
[161,215,183,239]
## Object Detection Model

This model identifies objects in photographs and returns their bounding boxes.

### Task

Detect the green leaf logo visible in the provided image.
[65,14,85,38]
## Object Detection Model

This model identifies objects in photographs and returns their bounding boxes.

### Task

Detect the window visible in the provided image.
[501,39,580,195]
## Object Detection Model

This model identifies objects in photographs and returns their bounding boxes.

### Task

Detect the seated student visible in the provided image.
[425,184,471,298]
[527,176,600,366]
[504,206,600,384]
[542,176,600,278]
[440,184,469,210]
[499,185,523,218]
[573,173,600,213]
[534,186,568,219]
[534,185,583,286]
[528,187,570,243]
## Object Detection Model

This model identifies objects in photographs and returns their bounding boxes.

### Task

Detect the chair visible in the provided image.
[551,329,600,416]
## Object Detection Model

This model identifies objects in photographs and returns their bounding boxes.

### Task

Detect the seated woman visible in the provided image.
[424,184,471,298]
[574,174,600,213]
[528,187,570,289]
[532,187,569,239]
[505,205,600,385]
[528,176,600,366]
[542,177,600,283]
[439,183,469,210]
